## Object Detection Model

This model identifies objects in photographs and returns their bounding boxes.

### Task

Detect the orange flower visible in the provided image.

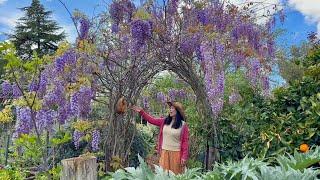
[299,144,309,153]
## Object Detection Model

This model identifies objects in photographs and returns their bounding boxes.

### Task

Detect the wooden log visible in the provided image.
[61,156,97,180]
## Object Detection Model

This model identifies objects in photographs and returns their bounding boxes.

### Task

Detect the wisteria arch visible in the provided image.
[94,0,281,169]
[1,0,284,172]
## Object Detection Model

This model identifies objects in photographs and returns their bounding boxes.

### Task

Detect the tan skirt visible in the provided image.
[159,149,184,174]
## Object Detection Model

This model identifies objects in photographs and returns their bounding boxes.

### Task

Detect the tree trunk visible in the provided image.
[61,156,97,180]
[4,129,10,166]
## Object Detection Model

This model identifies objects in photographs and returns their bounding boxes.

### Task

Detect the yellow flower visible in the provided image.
[0,106,13,123]
[73,120,93,132]
[133,8,151,20]
[55,41,71,56]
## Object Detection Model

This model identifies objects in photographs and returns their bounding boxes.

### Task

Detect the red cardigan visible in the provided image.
[139,110,189,162]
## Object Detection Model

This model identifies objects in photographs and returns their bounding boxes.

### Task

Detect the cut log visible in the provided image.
[61,156,97,180]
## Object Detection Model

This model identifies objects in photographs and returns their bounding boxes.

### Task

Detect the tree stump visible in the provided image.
[61,156,97,180]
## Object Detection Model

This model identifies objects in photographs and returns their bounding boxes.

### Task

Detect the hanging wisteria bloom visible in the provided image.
[111,24,120,33]
[168,89,177,102]
[28,80,38,92]
[156,92,166,104]
[36,109,55,133]
[55,56,66,73]
[197,9,210,25]
[177,89,185,99]
[261,75,270,96]
[109,0,133,34]
[12,83,22,98]
[70,86,93,118]
[37,73,48,97]
[1,81,12,99]
[91,130,100,151]
[57,104,70,125]
[142,96,149,109]
[131,19,153,50]
[168,0,178,15]
[110,1,124,25]
[180,34,201,56]
[79,18,90,40]
[73,130,84,149]
[15,107,32,136]
[248,59,261,87]
[55,51,77,73]
[200,41,226,117]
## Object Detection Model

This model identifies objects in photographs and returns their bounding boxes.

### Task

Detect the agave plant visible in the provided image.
[107,154,175,180]
[258,166,320,180]
[175,168,202,180]
[276,146,320,170]
[215,156,268,180]
[105,147,320,180]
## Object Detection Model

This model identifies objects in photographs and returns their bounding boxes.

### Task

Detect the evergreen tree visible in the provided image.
[11,0,65,59]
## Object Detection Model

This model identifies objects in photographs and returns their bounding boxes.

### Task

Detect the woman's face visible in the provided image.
[169,106,177,117]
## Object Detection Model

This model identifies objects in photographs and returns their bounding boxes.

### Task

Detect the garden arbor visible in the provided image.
[0,0,281,174]
[93,0,280,171]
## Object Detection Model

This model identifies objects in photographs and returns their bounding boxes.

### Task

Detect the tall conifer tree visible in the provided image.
[11,0,65,59]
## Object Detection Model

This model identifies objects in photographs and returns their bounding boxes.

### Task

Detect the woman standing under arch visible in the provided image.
[131,101,189,174]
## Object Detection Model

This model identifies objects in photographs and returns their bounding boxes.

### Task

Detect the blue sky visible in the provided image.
[0,0,107,42]
[0,0,319,87]
[0,0,318,45]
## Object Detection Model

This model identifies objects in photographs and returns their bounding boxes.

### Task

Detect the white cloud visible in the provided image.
[60,24,78,43]
[0,11,23,31]
[288,0,320,37]
[0,0,7,5]
[0,12,77,43]
[230,0,282,24]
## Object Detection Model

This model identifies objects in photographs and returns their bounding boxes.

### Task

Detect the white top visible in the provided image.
[162,120,183,151]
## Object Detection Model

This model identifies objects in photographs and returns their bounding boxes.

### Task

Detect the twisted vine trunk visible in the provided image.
[103,69,160,172]
[186,74,220,170]
[168,57,220,170]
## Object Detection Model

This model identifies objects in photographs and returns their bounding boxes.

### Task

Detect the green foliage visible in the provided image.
[50,131,72,147]
[51,130,85,164]
[278,58,304,83]
[0,166,26,180]
[258,166,320,180]
[0,42,21,69]
[303,45,320,67]
[215,156,266,180]
[11,134,43,168]
[35,165,61,180]
[104,148,320,180]
[218,45,320,160]
[175,168,202,180]
[129,125,156,167]
[107,154,175,180]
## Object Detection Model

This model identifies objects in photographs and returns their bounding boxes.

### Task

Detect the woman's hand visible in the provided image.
[131,105,143,113]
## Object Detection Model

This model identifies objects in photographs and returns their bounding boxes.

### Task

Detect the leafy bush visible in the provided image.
[219,61,320,160]
[103,147,320,180]
[128,125,153,167]
[0,166,26,180]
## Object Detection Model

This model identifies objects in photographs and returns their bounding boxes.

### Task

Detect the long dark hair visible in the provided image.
[164,108,184,129]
